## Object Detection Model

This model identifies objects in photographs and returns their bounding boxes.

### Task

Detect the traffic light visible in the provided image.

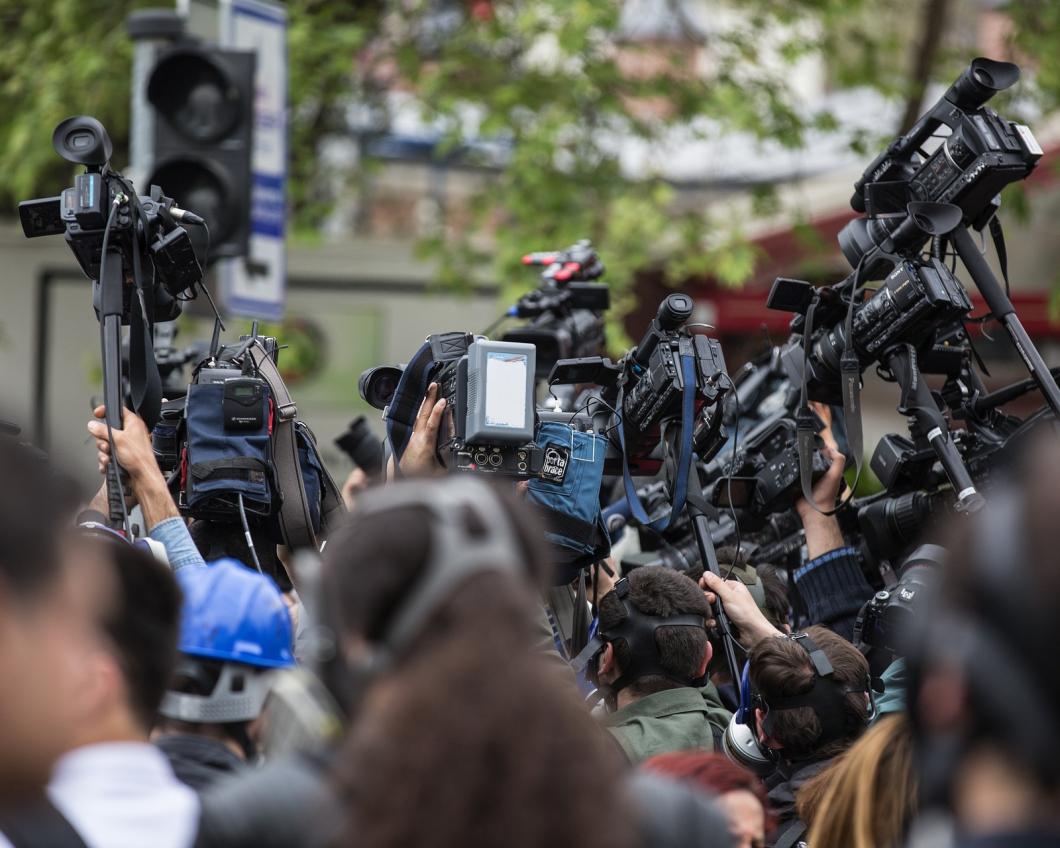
[146,43,255,262]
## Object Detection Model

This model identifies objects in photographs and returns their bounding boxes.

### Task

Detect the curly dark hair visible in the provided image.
[597,567,710,697]
[332,573,636,848]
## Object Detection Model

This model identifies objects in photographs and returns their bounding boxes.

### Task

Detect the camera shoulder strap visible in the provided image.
[384,340,437,465]
[245,340,318,551]
[798,262,867,517]
[774,819,808,848]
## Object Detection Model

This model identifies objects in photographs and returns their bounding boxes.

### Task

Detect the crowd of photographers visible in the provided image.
[0,379,1055,848]
[3,51,1059,848]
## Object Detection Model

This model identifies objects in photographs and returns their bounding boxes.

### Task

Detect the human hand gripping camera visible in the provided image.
[88,405,180,532]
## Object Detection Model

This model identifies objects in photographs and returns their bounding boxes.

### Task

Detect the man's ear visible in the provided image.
[597,642,615,677]
[697,640,713,679]
[754,706,783,749]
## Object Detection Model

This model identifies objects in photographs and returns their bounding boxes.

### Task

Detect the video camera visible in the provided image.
[19,116,204,317]
[431,333,562,480]
[708,417,831,519]
[500,240,610,379]
[153,325,343,561]
[18,115,206,528]
[844,58,1041,279]
[550,293,728,474]
[770,258,972,407]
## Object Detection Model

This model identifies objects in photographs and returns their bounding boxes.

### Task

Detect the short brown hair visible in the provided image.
[597,568,709,696]
[749,626,869,760]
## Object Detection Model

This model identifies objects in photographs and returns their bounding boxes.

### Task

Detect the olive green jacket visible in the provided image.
[603,682,733,764]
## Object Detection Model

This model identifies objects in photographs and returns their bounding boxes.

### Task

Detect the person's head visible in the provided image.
[0,438,99,797]
[320,476,553,711]
[594,567,711,703]
[749,626,870,762]
[755,563,791,634]
[909,436,1060,833]
[155,559,294,759]
[795,713,916,848]
[71,538,182,745]
[334,573,636,848]
[642,752,774,848]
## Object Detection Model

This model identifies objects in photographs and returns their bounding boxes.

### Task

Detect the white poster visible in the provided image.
[221,0,287,320]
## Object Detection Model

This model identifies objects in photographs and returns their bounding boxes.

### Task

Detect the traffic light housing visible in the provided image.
[146,44,255,263]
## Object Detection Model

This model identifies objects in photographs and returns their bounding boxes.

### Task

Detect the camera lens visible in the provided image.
[358,365,404,411]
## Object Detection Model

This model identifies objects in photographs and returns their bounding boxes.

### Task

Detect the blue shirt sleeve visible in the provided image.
[149,517,207,571]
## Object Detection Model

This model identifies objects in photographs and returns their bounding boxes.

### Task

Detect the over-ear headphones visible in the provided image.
[571,577,708,699]
[722,632,874,774]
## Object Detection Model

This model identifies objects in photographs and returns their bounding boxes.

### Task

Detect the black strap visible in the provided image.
[533,503,599,546]
[989,216,1010,299]
[385,340,439,464]
[246,340,318,551]
[189,456,268,482]
[127,190,162,429]
[773,818,808,848]
[0,797,89,848]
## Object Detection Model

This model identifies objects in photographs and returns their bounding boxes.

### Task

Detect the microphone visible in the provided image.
[170,207,205,225]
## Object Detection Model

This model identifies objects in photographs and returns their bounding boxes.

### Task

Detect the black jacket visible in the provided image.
[765,757,832,840]
[155,734,245,792]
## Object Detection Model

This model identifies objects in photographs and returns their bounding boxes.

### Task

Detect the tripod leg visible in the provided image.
[952,225,1060,417]
[885,346,984,514]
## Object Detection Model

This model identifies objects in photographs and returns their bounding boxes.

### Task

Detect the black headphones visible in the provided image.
[756,632,873,748]
[571,577,707,697]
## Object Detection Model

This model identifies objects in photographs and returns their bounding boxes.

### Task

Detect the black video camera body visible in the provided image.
[501,240,610,379]
[771,259,972,405]
[842,58,1041,277]
[19,117,202,322]
[709,417,831,520]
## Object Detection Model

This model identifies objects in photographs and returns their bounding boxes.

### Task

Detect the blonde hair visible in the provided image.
[796,714,917,848]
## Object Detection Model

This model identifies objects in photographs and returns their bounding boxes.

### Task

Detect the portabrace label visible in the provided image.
[540,445,570,484]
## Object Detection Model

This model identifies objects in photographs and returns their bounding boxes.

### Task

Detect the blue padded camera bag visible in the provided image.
[183,381,273,517]
[527,421,611,583]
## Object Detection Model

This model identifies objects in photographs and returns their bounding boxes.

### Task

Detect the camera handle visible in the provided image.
[654,419,743,686]
[885,345,985,514]
[952,225,1060,417]
[97,252,130,529]
[686,487,743,686]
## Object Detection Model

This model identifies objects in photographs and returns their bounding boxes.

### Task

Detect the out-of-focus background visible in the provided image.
[1,0,1059,488]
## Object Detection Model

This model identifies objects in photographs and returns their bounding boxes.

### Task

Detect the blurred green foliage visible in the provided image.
[1,0,1057,331]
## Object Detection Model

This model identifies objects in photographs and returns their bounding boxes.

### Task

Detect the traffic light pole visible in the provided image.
[127,11,184,187]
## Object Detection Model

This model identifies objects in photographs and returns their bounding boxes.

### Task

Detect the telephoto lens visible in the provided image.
[334,416,383,476]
